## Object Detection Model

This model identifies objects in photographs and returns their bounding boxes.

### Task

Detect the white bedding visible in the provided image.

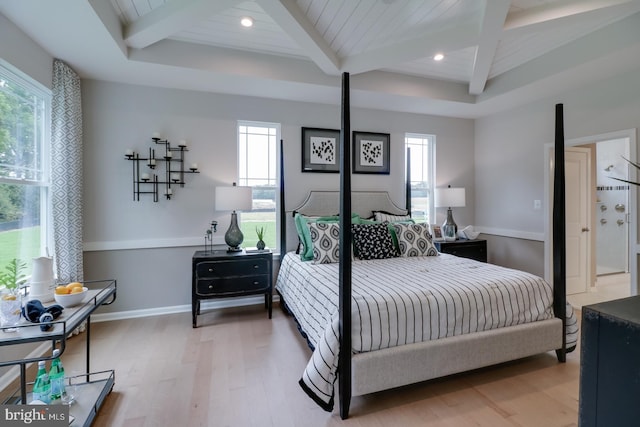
[276,251,578,411]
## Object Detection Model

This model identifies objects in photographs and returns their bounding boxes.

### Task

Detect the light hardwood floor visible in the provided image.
[567,273,630,308]
[55,303,581,427]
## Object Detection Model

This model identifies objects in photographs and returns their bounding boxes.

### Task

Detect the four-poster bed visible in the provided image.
[276,73,576,419]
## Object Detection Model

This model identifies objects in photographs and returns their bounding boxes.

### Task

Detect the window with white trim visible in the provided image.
[237,121,279,251]
[405,133,435,224]
[0,60,51,277]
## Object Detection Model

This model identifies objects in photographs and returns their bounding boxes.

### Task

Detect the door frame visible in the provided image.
[544,128,638,296]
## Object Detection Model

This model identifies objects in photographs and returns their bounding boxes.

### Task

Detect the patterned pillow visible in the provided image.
[391,223,439,257]
[294,213,339,261]
[309,222,341,264]
[351,223,398,260]
[373,211,411,223]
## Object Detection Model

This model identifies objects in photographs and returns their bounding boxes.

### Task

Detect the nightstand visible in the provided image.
[192,248,273,327]
[434,239,487,262]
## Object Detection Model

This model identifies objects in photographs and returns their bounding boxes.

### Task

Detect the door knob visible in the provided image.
[582,227,590,232]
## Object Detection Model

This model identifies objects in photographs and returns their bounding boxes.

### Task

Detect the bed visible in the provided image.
[275,75,576,419]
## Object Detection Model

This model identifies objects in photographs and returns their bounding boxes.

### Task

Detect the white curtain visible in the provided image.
[51,59,83,282]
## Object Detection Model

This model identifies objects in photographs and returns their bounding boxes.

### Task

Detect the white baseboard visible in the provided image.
[91,294,280,323]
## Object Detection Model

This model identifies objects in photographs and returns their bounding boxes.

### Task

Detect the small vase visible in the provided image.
[256,240,266,250]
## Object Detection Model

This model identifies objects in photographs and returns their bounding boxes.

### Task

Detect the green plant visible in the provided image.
[0,258,27,290]
[256,226,265,241]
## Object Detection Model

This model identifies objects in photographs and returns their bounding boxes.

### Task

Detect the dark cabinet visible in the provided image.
[434,239,487,262]
[579,296,640,427]
[192,249,273,327]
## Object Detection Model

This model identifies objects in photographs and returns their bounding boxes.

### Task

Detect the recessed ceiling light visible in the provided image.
[240,17,254,28]
[434,53,444,61]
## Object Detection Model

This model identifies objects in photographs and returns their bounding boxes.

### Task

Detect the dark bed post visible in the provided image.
[553,103,567,363]
[406,147,411,214]
[339,72,352,420]
[279,139,286,262]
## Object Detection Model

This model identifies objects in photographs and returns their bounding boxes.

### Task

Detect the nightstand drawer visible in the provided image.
[192,249,274,327]
[196,259,269,279]
[435,239,487,263]
[196,275,270,296]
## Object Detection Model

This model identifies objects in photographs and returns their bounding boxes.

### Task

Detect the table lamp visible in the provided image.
[434,186,466,241]
[215,183,253,252]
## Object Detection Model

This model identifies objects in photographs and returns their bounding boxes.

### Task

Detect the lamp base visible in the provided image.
[224,211,245,252]
[442,208,458,241]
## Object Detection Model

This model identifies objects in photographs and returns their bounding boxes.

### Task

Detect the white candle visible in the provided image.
[165,188,172,195]
[191,163,198,170]
[125,149,133,156]
[141,173,150,180]
[179,140,187,147]
[149,159,156,166]
[152,132,161,139]
[171,173,180,181]
[166,152,172,159]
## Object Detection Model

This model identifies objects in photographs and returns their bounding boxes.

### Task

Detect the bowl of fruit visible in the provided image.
[54,282,88,307]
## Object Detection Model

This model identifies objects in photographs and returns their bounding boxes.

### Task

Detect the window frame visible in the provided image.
[405,132,436,224]
[0,59,52,271]
[237,120,281,253]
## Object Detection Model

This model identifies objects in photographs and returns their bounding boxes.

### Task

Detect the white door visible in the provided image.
[565,147,591,295]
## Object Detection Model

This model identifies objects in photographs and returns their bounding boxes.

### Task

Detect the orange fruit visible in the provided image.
[70,287,84,294]
[55,286,70,295]
[66,282,82,290]
[2,294,17,301]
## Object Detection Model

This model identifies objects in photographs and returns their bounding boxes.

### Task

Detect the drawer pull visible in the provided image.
[208,268,214,272]
[253,281,259,285]
[253,265,259,269]
[208,285,213,289]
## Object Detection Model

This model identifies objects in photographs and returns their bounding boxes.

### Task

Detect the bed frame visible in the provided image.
[277,73,567,419]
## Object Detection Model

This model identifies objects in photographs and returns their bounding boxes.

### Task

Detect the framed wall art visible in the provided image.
[352,131,390,174]
[301,127,340,173]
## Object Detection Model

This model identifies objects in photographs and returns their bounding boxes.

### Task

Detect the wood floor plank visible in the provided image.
[50,303,581,426]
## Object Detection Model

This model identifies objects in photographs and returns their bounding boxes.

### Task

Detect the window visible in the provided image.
[405,133,435,224]
[0,60,51,277]
[238,121,279,251]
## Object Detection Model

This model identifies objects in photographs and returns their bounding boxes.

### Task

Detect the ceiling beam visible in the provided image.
[124,0,241,49]
[256,0,340,75]
[505,0,640,33]
[469,0,510,95]
[340,18,479,75]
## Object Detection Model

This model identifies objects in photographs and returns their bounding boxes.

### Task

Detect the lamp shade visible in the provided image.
[434,187,466,208]
[215,186,252,212]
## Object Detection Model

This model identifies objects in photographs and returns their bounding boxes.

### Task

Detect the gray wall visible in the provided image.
[81,80,475,315]
[475,68,640,274]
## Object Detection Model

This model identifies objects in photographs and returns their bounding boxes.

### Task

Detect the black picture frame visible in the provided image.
[352,131,390,174]
[301,127,341,173]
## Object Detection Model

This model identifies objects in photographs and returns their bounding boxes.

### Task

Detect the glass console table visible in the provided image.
[0,279,117,426]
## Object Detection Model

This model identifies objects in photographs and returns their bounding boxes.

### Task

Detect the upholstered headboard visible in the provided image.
[284,191,407,252]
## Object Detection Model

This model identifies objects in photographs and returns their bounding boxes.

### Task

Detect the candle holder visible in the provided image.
[124,135,200,202]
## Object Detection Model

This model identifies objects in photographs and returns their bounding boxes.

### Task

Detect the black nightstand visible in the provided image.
[434,239,487,262]
[192,248,273,327]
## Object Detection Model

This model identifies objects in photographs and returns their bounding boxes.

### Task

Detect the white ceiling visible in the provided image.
[2,0,640,118]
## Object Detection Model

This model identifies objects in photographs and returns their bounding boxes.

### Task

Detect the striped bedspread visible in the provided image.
[275,252,578,411]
